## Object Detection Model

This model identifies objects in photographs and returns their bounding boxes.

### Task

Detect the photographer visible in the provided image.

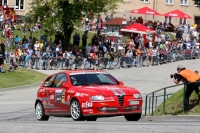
[172,65,200,112]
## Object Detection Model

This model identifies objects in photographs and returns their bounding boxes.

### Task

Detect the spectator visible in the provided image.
[0,64,5,73]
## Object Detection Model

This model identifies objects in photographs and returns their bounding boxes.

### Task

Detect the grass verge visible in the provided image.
[0,65,47,89]
[0,29,95,46]
[153,88,200,115]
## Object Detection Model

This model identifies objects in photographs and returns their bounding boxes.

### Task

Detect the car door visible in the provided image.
[42,75,56,115]
[48,73,69,115]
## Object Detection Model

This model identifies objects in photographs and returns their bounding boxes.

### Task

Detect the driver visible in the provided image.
[173,65,200,112]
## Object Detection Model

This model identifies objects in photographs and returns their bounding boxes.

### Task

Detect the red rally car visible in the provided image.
[35,70,143,121]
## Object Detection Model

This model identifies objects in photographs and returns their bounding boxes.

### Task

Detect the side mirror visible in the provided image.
[118,81,124,86]
[44,81,50,87]
[61,82,69,88]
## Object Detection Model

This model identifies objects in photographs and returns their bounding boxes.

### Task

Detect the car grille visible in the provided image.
[117,95,124,108]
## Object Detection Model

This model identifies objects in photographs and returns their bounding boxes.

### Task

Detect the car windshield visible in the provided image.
[69,73,119,86]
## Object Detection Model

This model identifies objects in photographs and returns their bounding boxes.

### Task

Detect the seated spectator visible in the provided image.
[0,64,5,73]
[9,61,19,72]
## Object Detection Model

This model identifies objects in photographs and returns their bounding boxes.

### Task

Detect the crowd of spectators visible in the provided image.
[0,13,200,73]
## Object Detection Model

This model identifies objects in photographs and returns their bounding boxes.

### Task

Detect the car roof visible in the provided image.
[51,70,109,75]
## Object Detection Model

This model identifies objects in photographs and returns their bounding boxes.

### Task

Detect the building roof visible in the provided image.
[104,18,126,25]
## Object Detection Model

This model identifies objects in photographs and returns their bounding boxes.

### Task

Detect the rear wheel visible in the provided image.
[70,100,85,121]
[124,113,141,121]
[35,102,49,121]
[86,116,97,121]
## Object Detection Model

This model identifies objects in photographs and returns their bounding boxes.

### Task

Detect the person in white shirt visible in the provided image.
[34,41,39,51]
[0,13,4,29]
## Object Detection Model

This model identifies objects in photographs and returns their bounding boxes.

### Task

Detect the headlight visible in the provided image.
[133,94,142,99]
[90,95,104,101]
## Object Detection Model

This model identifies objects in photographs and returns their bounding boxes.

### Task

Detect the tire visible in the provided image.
[124,113,141,121]
[70,99,85,121]
[35,102,49,121]
[86,116,97,121]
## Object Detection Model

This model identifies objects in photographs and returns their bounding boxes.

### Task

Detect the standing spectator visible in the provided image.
[22,36,28,44]
[57,50,64,70]
[0,41,5,53]
[73,33,80,46]
[85,24,89,34]
[82,32,88,47]
[31,51,36,69]
[136,46,142,67]
[42,51,49,70]
[0,49,5,66]
[35,48,41,70]
[5,48,10,63]
[0,13,4,29]
[27,47,33,67]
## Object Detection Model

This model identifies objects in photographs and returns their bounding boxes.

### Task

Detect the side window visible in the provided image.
[52,73,68,88]
[44,75,55,87]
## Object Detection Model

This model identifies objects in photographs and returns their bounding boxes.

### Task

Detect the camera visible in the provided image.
[170,73,178,79]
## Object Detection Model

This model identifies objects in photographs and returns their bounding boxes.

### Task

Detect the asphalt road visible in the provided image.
[0,59,200,133]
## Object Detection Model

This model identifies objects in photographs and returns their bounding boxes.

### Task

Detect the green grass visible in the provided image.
[1,29,95,47]
[0,65,47,89]
[153,88,200,115]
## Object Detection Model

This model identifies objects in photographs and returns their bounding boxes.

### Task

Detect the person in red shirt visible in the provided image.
[5,28,11,38]
[90,52,98,70]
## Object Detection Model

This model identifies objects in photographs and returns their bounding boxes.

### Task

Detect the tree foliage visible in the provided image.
[28,0,121,49]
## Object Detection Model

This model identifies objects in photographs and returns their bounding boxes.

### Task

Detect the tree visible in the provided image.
[29,0,121,50]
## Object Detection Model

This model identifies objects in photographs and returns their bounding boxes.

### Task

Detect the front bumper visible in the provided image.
[81,98,142,117]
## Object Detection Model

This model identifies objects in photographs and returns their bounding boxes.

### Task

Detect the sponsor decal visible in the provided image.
[146,11,155,14]
[43,101,56,109]
[75,93,89,97]
[67,95,70,101]
[68,90,75,93]
[55,90,66,103]
[106,87,126,96]
[43,100,47,106]
[70,72,107,75]
[47,101,54,106]
[169,13,178,17]
[82,102,93,108]
[83,109,93,113]
[49,94,54,100]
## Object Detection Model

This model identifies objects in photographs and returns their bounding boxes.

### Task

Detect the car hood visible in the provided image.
[74,85,140,96]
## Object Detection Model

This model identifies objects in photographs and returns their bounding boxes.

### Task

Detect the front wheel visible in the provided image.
[70,100,85,121]
[35,102,49,121]
[124,113,141,121]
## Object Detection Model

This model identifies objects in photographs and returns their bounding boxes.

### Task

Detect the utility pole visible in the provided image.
[153,0,155,20]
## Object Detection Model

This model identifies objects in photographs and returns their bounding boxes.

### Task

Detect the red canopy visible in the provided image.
[130,6,161,16]
[162,9,192,19]
[121,23,155,34]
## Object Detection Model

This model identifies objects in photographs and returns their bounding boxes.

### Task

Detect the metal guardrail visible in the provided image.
[144,81,200,116]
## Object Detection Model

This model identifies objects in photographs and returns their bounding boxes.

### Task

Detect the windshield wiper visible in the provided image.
[97,82,114,85]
